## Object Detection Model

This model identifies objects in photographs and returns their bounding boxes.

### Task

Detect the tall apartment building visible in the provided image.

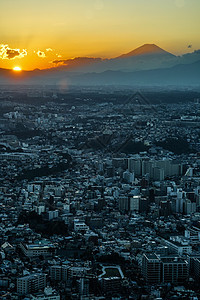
[142,254,188,284]
[128,158,141,176]
[118,196,129,212]
[142,253,161,284]
[128,158,182,179]
[50,266,62,281]
[17,273,46,295]
[119,195,148,213]
[101,277,121,293]
[184,199,196,215]
[78,278,90,297]
[161,257,188,284]
[129,196,140,212]
[192,258,200,278]
[50,265,91,282]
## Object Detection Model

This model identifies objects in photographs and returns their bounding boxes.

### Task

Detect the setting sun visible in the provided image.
[13,66,22,71]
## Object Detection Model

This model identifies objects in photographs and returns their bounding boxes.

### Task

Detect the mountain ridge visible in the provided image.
[116,43,175,58]
[0,59,200,87]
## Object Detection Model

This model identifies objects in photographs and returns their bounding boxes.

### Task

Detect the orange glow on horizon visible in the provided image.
[13,66,22,71]
[1,0,200,70]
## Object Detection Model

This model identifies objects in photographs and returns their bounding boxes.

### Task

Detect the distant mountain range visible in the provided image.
[0,44,200,86]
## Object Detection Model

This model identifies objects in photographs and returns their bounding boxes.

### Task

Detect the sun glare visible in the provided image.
[13,66,22,71]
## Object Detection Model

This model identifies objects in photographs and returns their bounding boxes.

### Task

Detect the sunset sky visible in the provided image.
[1,0,200,70]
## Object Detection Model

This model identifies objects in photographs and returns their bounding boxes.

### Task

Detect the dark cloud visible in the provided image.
[53,59,66,64]
[52,57,102,66]
[6,49,20,59]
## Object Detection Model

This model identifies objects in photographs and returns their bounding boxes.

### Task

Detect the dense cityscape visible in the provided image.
[0,87,200,299]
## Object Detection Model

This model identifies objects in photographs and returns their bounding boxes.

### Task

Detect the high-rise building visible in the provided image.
[160,200,172,217]
[142,253,161,284]
[184,199,196,215]
[142,254,188,284]
[101,277,121,293]
[129,196,141,212]
[17,273,46,295]
[128,158,141,176]
[192,258,200,278]
[50,266,62,281]
[161,257,188,284]
[78,278,90,297]
[118,196,129,212]
[153,167,164,181]
[50,265,91,282]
